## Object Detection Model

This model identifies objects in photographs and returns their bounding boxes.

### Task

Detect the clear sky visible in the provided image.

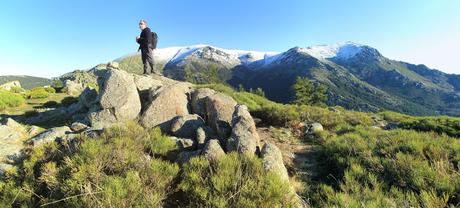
[0,0,459,78]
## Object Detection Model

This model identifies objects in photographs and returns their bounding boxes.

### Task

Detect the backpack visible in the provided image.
[150,32,158,49]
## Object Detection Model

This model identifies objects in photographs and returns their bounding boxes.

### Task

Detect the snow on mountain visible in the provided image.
[115,42,370,68]
[115,45,280,66]
[303,42,365,60]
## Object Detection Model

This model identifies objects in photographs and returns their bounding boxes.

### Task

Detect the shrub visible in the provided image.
[378,111,460,138]
[51,79,64,92]
[198,83,374,129]
[44,86,56,93]
[25,87,49,99]
[42,100,59,108]
[61,96,78,106]
[144,128,177,156]
[0,122,179,207]
[313,126,460,207]
[9,86,25,93]
[0,90,25,111]
[179,153,299,207]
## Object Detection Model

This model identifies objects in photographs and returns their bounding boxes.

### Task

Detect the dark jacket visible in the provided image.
[137,27,152,51]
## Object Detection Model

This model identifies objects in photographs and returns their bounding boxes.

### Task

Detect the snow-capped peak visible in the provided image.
[115,44,280,66]
[303,42,365,60]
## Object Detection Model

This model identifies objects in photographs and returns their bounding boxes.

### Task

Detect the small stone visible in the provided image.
[201,139,225,162]
[70,122,88,132]
[305,122,323,135]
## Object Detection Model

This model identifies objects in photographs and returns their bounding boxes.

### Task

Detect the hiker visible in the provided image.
[136,19,159,75]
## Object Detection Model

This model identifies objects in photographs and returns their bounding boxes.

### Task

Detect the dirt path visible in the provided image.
[257,127,320,183]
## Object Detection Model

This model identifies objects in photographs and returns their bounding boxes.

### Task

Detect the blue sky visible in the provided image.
[0,0,459,78]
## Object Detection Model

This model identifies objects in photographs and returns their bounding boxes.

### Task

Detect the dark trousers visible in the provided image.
[141,48,157,74]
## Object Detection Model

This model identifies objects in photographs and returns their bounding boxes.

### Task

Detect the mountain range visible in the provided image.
[113,42,460,117]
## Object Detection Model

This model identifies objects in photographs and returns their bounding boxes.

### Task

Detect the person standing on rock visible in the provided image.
[136,19,159,75]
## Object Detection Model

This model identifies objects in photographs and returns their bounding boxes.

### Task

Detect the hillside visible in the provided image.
[116,43,460,117]
[0,64,459,207]
[0,75,51,89]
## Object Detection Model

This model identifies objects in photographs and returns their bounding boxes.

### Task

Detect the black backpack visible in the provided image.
[150,32,158,49]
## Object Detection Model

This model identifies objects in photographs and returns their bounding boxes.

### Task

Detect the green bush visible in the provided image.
[144,128,177,156]
[198,83,374,129]
[313,126,460,207]
[51,79,64,92]
[379,111,460,138]
[9,86,25,93]
[179,153,299,207]
[44,86,56,93]
[0,122,179,207]
[0,90,25,111]
[25,87,50,99]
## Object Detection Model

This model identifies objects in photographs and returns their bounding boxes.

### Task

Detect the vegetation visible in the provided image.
[197,83,460,207]
[0,122,295,207]
[180,153,298,207]
[25,87,50,99]
[251,87,266,97]
[292,76,327,106]
[44,86,56,93]
[380,111,460,137]
[0,90,25,111]
[0,123,179,207]
[184,63,228,84]
[0,75,50,89]
[51,79,64,92]
[313,126,460,207]
[2,79,460,207]
[9,86,25,93]
[197,83,373,128]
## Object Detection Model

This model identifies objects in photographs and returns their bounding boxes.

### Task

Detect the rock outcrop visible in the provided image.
[191,88,216,118]
[196,126,216,149]
[170,114,205,139]
[305,122,323,135]
[98,69,142,121]
[86,69,141,129]
[201,139,225,162]
[0,81,21,91]
[205,93,237,139]
[0,118,27,167]
[261,143,289,181]
[140,82,192,130]
[63,80,84,96]
[78,87,98,109]
[3,65,292,187]
[227,105,260,155]
[29,126,72,145]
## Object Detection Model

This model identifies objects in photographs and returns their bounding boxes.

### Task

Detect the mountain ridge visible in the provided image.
[97,42,460,116]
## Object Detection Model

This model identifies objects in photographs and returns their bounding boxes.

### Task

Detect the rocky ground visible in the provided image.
[0,62,307,203]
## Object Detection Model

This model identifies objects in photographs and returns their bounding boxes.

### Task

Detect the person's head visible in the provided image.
[139,19,147,30]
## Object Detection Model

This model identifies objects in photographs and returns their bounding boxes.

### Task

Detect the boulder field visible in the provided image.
[0,64,290,184]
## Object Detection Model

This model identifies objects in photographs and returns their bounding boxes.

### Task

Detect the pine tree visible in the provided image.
[238,84,245,92]
[292,76,327,106]
[254,87,265,97]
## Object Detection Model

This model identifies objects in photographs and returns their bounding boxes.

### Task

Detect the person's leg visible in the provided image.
[147,48,158,74]
[141,49,149,74]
